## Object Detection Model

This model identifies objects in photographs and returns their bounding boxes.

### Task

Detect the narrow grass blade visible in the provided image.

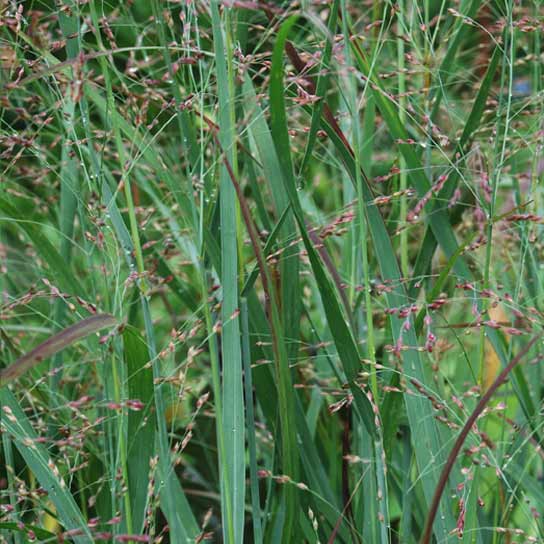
[421,336,538,543]
[300,0,339,175]
[411,46,502,295]
[241,203,291,297]
[0,523,55,540]
[140,295,199,542]
[1,427,23,544]
[51,3,83,386]
[124,326,156,534]
[0,314,116,386]
[349,40,473,281]
[0,196,86,297]
[211,3,245,541]
[57,5,80,262]
[242,75,301,363]
[429,0,484,120]
[204,112,300,541]
[1,389,93,543]
[269,16,377,437]
[246,294,355,541]
[287,44,457,538]
[240,298,263,544]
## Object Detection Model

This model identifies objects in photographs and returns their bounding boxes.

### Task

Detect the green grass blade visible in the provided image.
[124,326,156,534]
[242,75,301,362]
[1,389,93,543]
[140,295,199,542]
[240,298,263,544]
[0,523,55,541]
[51,0,83,387]
[292,52,457,540]
[299,0,339,175]
[207,108,300,541]
[241,203,291,297]
[0,196,86,297]
[211,3,245,541]
[410,46,502,295]
[429,0,484,121]
[270,16,377,438]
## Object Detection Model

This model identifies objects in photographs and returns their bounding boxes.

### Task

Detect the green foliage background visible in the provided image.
[1,1,542,542]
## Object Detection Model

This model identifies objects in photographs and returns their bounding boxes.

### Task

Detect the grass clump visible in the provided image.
[1,1,542,543]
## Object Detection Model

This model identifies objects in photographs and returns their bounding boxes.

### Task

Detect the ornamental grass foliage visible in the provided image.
[0,1,543,543]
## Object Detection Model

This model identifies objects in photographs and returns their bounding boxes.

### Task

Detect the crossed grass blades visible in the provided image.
[1,1,543,543]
